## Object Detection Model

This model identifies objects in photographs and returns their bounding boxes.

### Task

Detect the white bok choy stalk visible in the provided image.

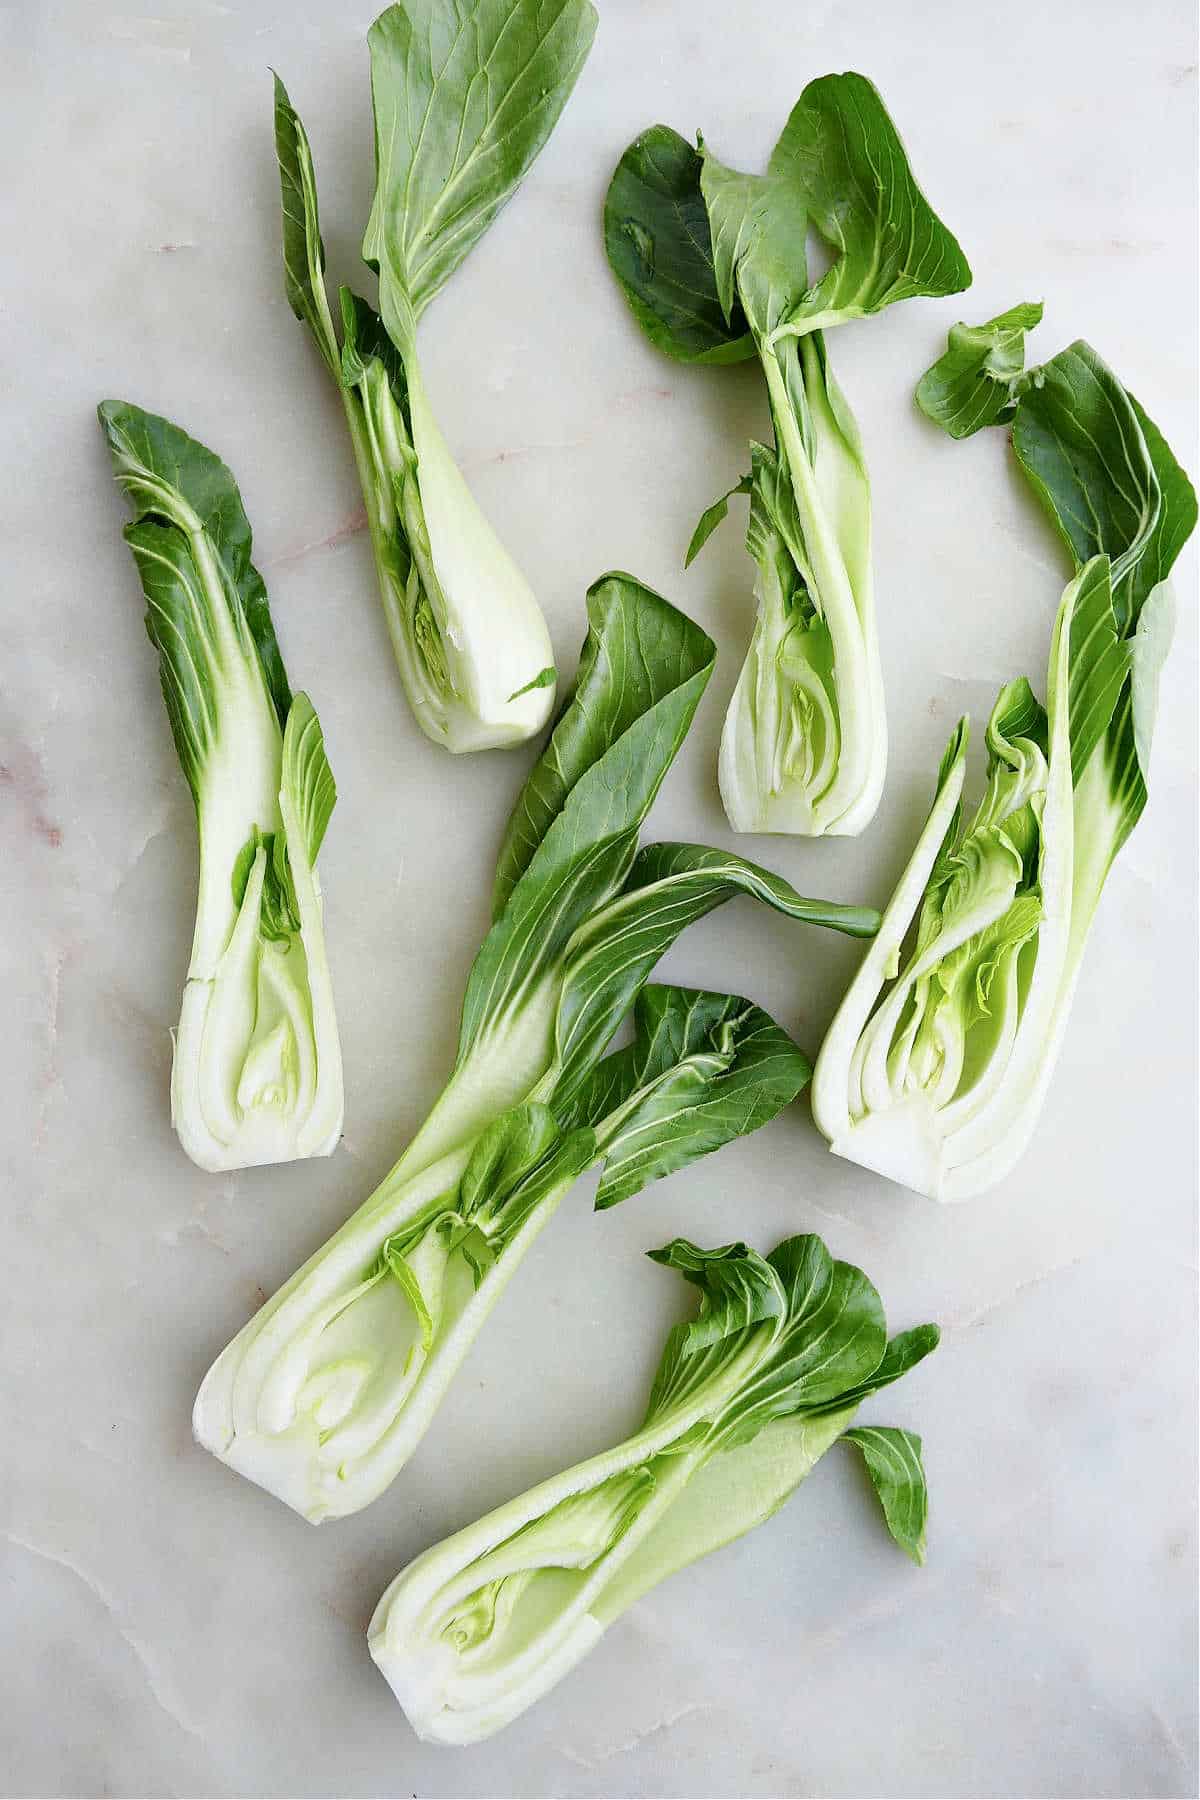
[369,1231,938,1744]
[273,0,598,752]
[605,75,971,836]
[193,573,880,1519]
[812,336,1197,1200]
[99,401,343,1174]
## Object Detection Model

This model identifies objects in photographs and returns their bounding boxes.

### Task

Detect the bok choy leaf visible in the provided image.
[812,336,1196,1200]
[99,401,344,1173]
[274,0,597,753]
[368,1231,937,1743]
[193,574,879,1519]
[605,76,971,837]
[915,301,1044,437]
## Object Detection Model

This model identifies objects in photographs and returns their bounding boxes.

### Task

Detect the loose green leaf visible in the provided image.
[915,301,1043,438]
[1007,344,1194,871]
[844,1426,929,1563]
[611,839,883,934]
[644,1233,889,1439]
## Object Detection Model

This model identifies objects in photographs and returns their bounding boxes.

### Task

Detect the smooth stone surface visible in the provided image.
[1,1,1195,1795]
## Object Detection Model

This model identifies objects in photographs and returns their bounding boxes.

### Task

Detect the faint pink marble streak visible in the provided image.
[0,744,63,847]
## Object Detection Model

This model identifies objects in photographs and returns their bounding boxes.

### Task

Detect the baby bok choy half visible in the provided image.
[369,1230,937,1744]
[812,332,1197,1201]
[100,401,343,1174]
[605,74,970,837]
[273,0,597,752]
[193,573,879,1520]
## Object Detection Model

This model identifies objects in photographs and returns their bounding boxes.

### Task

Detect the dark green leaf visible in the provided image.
[461,1104,595,1249]
[648,1238,786,1341]
[919,323,1195,636]
[99,401,292,799]
[643,1233,892,1444]
[562,983,759,1128]
[488,572,715,919]
[769,72,971,333]
[843,1425,929,1563]
[604,125,755,365]
[1012,341,1163,633]
[699,146,810,338]
[685,476,752,567]
[459,1103,562,1219]
[915,301,1043,439]
[1009,342,1194,856]
[363,0,598,339]
[1124,393,1199,611]
[611,840,881,938]
[272,73,339,374]
[809,1324,940,1414]
[643,1239,786,1428]
[564,985,811,1209]
[339,287,409,411]
[547,842,879,1109]
[446,582,877,1206]
[748,1236,890,1420]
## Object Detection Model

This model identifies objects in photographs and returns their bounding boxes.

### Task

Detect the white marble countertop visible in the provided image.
[2,2,1196,1795]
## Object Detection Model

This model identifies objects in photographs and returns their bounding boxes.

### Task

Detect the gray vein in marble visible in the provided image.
[6,1533,207,1748]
